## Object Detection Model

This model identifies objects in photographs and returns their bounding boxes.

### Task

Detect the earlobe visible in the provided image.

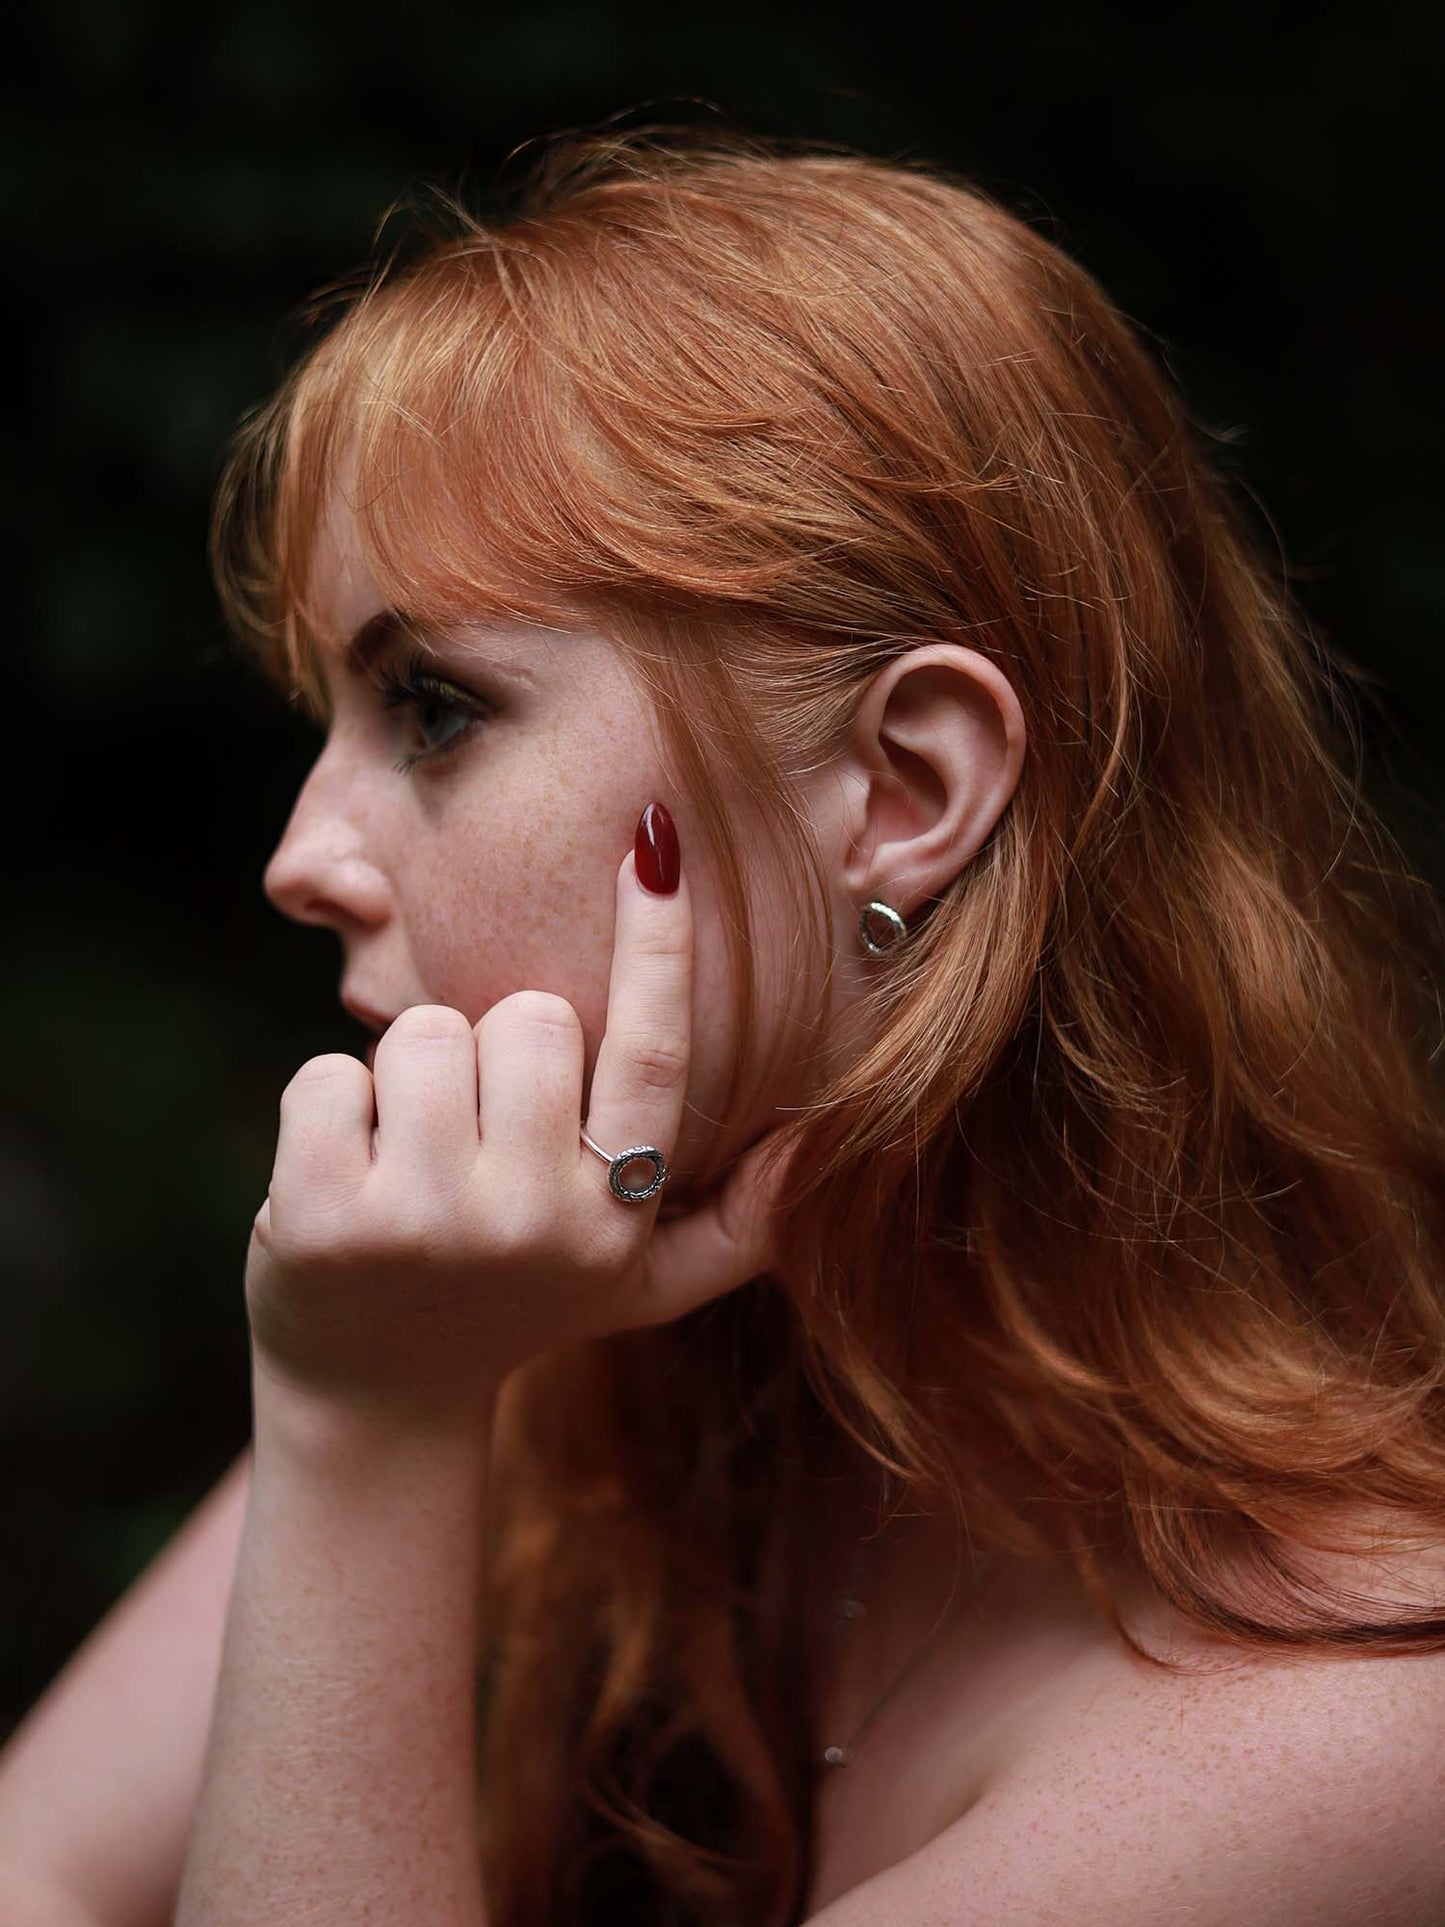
[840,644,1026,914]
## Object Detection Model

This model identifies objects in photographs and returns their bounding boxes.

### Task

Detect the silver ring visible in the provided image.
[579,1126,671,1203]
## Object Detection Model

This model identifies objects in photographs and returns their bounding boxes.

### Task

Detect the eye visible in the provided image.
[374,651,492,773]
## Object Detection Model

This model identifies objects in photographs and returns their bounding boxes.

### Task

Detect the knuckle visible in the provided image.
[496,1206,545,1258]
[268,1208,373,1272]
[372,1178,458,1251]
[471,1189,545,1259]
[472,1178,585,1261]
[386,1003,472,1046]
[479,990,582,1045]
[279,1053,369,1113]
[643,921,692,968]
[625,1032,689,1091]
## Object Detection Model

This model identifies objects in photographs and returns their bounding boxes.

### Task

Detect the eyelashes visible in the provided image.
[374,650,492,773]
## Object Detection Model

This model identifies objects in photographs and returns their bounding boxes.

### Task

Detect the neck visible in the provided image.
[800,1443,997,1723]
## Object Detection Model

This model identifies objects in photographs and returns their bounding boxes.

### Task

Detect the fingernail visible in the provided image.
[635,801,680,895]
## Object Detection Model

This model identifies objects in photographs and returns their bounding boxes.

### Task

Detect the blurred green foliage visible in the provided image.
[5,0,1442,1736]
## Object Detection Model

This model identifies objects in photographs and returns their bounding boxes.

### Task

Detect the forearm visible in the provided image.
[175,1377,493,1926]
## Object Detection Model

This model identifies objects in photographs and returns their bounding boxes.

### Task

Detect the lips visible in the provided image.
[341,993,400,1036]
[341,992,399,1073]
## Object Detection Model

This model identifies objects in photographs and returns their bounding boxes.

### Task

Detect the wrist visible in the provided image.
[250,1352,500,1480]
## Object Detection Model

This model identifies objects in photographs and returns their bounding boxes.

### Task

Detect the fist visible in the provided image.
[244,844,790,1435]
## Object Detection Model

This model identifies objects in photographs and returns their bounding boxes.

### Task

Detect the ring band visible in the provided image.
[579,1126,671,1203]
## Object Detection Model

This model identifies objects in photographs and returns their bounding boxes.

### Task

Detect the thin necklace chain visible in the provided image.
[818,1535,1000,1771]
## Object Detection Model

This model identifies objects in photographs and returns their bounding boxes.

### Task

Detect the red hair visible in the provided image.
[213,129,1445,1925]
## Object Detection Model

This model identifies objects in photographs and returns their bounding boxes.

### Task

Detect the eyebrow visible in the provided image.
[344,608,418,675]
[342,608,540,690]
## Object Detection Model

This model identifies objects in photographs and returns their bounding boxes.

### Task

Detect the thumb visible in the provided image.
[635,1129,797,1325]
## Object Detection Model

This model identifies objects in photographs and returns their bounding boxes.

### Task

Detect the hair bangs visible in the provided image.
[213,236,699,726]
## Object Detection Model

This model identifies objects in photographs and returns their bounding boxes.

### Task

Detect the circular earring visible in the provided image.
[858,900,908,955]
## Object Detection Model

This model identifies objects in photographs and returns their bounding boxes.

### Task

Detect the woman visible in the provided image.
[2,127,1444,1926]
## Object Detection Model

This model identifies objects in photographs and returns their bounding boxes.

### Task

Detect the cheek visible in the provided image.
[397,706,661,1038]
[404,826,621,1036]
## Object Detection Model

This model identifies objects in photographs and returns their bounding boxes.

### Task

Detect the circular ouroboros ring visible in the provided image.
[579,1126,671,1203]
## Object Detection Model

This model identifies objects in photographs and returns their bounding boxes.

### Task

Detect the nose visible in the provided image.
[262,749,393,933]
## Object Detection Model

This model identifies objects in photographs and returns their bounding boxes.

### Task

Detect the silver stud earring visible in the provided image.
[858,900,908,955]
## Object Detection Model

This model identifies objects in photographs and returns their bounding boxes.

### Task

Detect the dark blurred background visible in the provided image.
[4,1,1442,1737]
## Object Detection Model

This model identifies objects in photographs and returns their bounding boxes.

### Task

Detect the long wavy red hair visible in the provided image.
[212,129,1445,1925]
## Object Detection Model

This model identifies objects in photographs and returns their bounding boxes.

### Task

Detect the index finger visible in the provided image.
[580,823,692,1208]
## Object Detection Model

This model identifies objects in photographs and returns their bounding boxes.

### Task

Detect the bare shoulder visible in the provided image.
[807,1538,1445,1926]
[0,1449,252,1924]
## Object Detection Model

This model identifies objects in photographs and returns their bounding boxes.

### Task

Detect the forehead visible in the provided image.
[306,482,387,640]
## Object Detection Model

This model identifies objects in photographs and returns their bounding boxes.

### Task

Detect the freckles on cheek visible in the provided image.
[407,823,620,1041]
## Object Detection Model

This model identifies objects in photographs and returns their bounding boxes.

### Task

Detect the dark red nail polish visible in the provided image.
[635,801,680,895]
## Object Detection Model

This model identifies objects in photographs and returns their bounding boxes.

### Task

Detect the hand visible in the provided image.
[244,840,793,1435]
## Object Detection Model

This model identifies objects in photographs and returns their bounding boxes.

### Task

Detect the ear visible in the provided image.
[829,644,1026,916]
